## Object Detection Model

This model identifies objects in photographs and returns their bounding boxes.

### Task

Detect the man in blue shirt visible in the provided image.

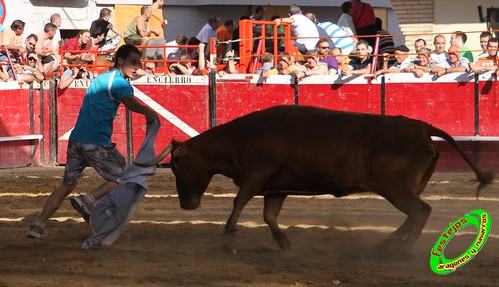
[28,44,158,238]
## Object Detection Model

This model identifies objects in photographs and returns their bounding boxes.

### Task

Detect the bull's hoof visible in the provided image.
[277,235,291,250]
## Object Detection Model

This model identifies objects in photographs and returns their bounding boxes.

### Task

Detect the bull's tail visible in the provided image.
[429,126,495,198]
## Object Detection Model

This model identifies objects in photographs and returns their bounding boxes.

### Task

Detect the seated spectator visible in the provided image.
[450,31,473,62]
[274,5,320,54]
[341,40,372,76]
[469,38,498,73]
[431,34,447,66]
[195,17,221,57]
[405,47,434,77]
[1,20,26,64]
[256,53,274,75]
[374,45,414,77]
[316,39,338,74]
[61,30,92,65]
[262,52,299,78]
[432,45,470,77]
[58,66,94,89]
[123,5,160,46]
[165,34,188,60]
[332,47,351,71]
[294,49,328,81]
[167,52,197,76]
[13,50,44,83]
[35,23,60,72]
[90,8,122,51]
[23,34,38,58]
[144,0,168,61]
[217,19,235,59]
[414,38,426,52]
[84,30,106,63]
[375,17,395,69]
[476,32,493,60]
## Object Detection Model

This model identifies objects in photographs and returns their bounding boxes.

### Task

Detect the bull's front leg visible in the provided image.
[263,194,290,250]
[222,191,255,252]
[223,171,273,252]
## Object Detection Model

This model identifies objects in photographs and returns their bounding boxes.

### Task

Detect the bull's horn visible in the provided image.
[134,143,173,167]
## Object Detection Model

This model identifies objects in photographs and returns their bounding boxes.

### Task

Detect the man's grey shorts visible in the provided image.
[63,140,126,185]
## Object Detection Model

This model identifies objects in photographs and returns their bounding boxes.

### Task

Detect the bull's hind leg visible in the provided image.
[383,192,432,253]
[263,194,289,250]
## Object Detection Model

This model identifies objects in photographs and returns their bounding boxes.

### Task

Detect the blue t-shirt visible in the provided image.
[70,68,133,145]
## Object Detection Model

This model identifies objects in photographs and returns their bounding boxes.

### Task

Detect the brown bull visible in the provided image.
[139,105,494,252]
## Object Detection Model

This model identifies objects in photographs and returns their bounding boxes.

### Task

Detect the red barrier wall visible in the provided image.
[1,71,499,172]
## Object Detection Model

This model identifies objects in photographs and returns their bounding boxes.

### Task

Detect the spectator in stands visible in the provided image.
[262,52,299,78]
[256,53,274,75]
[316,38,338,74]
[13,50,44,83]
[294,49,329,81]
[217,19,235,59]
[431,34,447,65]
[124,5,160,47]
[27,44,158,239]
[332,47,351,71]
[23,34,38,52]
[195,17,221,57]
[61,30,92,65]
[469,38,498,73]
[450,31,474,62]
[35,23,60,72]
[341,40,372,76]
[406,47,434,77]
[375,17,395,69]
[274,5,320,54]
[350,0,377,49]
[144,0,168,61]
[414,38,426,53]
[90,8,122,51]
[232,15,250,57]
[317,19,355,55]
[305,13,335,53]
[476,31,493,60]
[432,45,470,77]
[84,29,106,63]
[167,53,196,75]
[374,44,413,77]
[338,1,357,49]
[50,13,62,52]
[1,20,26,64]
[58,66,94,90]
[165,34,188,60]
[250,5,266,38]
[267,15,286,52]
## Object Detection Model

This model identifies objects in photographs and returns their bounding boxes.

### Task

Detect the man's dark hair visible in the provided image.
[488,38,499,46]
[26,33,38,43]
[480,31,493,39]
[100,8,112,18]
[10,20,25,30]
[454,31,468,44]
[114,44,142,68]
[141,5,150,15]
[44,23,58,33]
[224,19,234,27]
[341,1,352,13]
[255,5,265,14]
[208,17,220,25]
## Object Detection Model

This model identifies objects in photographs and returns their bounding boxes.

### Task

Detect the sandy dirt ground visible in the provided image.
[1,167,498,287]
